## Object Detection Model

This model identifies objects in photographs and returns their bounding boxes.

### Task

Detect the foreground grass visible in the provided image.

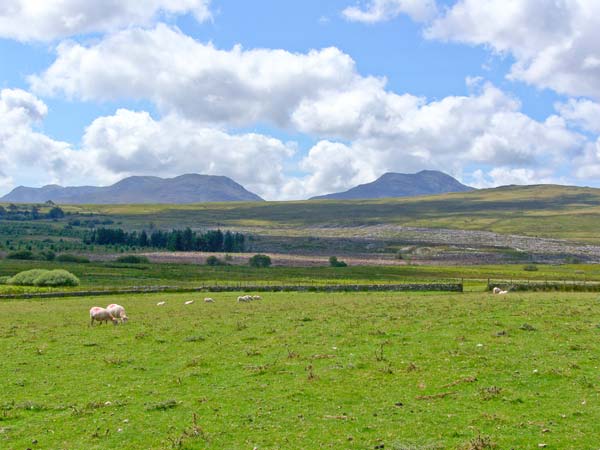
[1,291,600,448]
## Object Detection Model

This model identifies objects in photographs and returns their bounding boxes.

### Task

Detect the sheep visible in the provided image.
[204,298,215,303]
[156,301,166,306]
[185,300,195,305]
[106,304,128,323]
[251,295,262,300]
[237,295,252,302]
[498,290,509,295]
[492,287,502,294]
[90,307,118,326]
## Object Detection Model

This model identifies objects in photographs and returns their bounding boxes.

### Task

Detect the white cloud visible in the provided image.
[0,88,98,189]
[343,0,438,23]
[556,98,600,134]
[0,89,297,199]
[470,167,558,189]
[426,0,600,99]
[573,138,600,179]
[26,23,588,198]
[82,109,296,199]
[0,0,211,41]
[30,25,360,127]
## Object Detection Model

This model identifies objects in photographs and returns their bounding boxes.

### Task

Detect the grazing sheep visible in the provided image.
[498,290,509,295]
[204,298,215,303]
[106,304,128,323]
[185,300,195,305]
[156,301,166,306]
[237,295,252,302]
[90,307,118,326]
[492,287,502,294]
[252,295,262,300]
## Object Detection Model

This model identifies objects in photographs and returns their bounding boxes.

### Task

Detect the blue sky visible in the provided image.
[0,0,599,199]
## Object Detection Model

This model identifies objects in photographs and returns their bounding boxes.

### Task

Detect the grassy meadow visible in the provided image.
[50,184,600,243]
[2,290,600,449]
[2,259,600,294]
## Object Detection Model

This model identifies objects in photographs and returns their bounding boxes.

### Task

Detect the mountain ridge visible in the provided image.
[0,174,264,204]
[310,170,474,200]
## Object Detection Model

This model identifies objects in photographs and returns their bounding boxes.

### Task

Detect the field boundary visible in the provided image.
[488,279,600,292]
[0,282,463,299]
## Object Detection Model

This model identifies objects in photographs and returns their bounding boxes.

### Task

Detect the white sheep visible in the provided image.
[90,307,118,326]
[185,300,195,305]
[106,304,128,323]
[251,295,262,300]
[237,295,252,302]
[204,298,215,303]
[156,301,166,306]
[492,287,509,295]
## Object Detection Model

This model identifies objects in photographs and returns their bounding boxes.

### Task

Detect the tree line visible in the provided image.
[85,227,246,252]
[0,204,65,221]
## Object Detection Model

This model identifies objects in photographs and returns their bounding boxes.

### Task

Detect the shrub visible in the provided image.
[523,264,539,272]
[0,276,9,285]
[33,270,80,287]
[115,255,149,264]
[41,251,56,261]
[8,269,50,286]
[56,254,90,263]
[206,256,225,266]
[329,256,348,267]
[6,250,36,260]
[248,254,272,268]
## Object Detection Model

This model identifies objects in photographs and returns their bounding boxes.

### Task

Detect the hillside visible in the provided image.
[31,184,600,244]
[311,170,474,200]
[0,174,263,204]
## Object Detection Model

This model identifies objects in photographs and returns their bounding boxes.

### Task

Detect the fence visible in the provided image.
[488,279,600,292]
[0,282,463,300]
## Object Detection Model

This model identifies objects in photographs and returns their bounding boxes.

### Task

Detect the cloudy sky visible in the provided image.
[1,0,599,199]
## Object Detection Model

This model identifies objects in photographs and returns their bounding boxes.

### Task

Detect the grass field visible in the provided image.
[55,184,600,243]
[3,185,600,255]
[2,290,600,449]
[2,260,600,294]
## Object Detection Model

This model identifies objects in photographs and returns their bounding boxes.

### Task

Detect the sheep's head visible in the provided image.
[122,315,129,323]
[111,317,119,325]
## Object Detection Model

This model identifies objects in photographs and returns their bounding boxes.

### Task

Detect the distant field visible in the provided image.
[2,291,600,448]
[2,184,600,263]
[1,260,600,295]
[56,184,600,242]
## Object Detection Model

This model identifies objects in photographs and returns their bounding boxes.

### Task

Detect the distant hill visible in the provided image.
[310,170,474,200]
[0,174,263,204]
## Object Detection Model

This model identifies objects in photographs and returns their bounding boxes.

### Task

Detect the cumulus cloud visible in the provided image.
[573,138,600,179]
[0,89,297,199]
[26,25,589,198]
[342,0,438,23]
[30,25,360,127]
[556,98,600,134]
[82,109,296,199]
[470,167,558,189]
[0,88,99,189]
[426,0,600,99]
[0,0,211,41]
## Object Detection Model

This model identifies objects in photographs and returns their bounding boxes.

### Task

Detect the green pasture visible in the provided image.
[3,184,600,245]
[1,291,600,448]
[1,260,600,294]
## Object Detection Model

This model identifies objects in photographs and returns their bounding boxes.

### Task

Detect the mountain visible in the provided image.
[310,170,475,200]
[0,174,263,204]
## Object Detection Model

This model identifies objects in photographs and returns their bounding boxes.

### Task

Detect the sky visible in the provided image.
[1,0,599,200]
